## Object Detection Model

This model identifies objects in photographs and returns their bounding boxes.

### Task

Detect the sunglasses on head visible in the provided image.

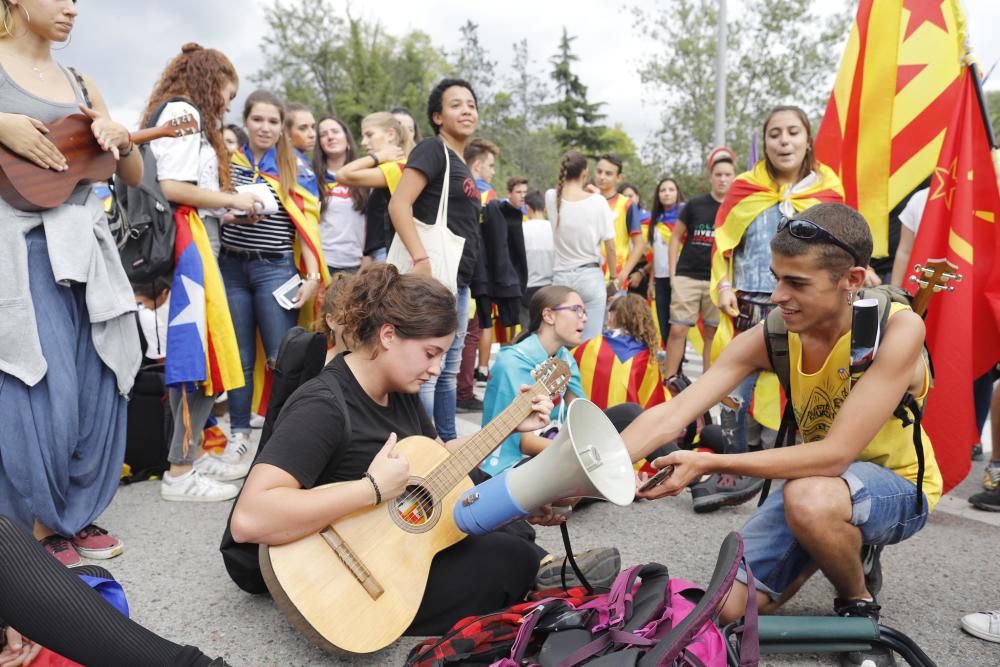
[777,216,862,267]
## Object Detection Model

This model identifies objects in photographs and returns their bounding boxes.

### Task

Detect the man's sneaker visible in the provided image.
[219,432,257,467]
[41,535,82,568]
[834,597,897,667]
[972,443,984,461]
[862,544,883,597]
[982,460,1000,491]
[250,413,265,429]
[456,397,484,413]
[71,525,123,560]
[960,609,1000,643]
[194,452,251,482]
[690,474,764,513]
[535,547,621,591]
[161,469,240,502]
[474,368,490,384]
[969,487,1000,511]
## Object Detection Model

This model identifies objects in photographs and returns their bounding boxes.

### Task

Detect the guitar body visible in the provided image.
[0,114,114,211]
[260,435,473,655]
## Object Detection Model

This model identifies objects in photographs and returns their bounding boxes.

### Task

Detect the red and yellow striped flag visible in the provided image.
[572,335,666,410]
[814,0,967,258]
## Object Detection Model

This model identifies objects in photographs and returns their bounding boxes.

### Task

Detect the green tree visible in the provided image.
[253,0,449,133]
[987,90,1000,141]
[635,0,850,179]
[451,20,496,98]
[548,27,608,155]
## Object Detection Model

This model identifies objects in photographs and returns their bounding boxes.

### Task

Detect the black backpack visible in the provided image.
[219,327,345,594]
[760,285,929,512]
[116,96,195,285]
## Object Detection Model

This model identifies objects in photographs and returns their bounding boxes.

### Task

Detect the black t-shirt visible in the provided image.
[364,187,390,256]
[256,354,437,489]
[675,193,721,281]
[405,137,482,287]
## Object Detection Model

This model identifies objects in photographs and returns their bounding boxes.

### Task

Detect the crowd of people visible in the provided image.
[1,1,998,665]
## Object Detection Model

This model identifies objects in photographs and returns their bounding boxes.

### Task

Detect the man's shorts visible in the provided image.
[669,275,720,327]
[735,461,929,600]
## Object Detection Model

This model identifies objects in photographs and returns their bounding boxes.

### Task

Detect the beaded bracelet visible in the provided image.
[362,471,382,505]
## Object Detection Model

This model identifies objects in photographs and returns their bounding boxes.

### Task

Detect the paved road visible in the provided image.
[91,356,1000,666]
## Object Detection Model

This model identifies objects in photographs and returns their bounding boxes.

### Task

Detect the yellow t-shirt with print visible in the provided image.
[787,302,942,510]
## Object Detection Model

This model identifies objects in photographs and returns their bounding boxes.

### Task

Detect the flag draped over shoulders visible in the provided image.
[814,0,966,258]
[572,333,666,410]
[165,206,244,395]
[708,161,843,429]
[907,67,1000,493]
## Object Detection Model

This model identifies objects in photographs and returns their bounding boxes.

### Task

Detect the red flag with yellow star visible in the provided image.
[815,0,966,259]
[907,67,1000,493]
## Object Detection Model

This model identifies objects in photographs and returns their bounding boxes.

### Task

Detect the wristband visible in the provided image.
[717,282,732,293]
[411,256,430,267]
[363,471,382,505]
[302,272,322,282]
[119,135,134,158]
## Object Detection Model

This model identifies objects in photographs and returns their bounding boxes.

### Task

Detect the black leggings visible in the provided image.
[0,516,216,667]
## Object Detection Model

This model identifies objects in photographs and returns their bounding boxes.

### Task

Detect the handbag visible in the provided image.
[387,138,465,294]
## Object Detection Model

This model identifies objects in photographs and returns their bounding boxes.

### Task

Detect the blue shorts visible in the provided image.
[735,461,929,600]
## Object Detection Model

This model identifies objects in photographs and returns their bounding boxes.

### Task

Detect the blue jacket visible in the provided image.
[479,333,585,476]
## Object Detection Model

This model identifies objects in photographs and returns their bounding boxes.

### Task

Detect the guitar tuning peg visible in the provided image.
[952,273,964,282]
[913,264,923,272]
[946,285,956,292]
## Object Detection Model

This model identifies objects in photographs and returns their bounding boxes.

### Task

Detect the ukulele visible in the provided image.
[259,358,571,655]
[0,112,199,211]
[908,258,962,317]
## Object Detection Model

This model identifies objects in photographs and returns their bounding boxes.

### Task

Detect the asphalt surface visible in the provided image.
[89,354,1000,667]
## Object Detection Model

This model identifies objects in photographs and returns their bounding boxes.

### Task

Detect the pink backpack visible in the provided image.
[493,532,758,667]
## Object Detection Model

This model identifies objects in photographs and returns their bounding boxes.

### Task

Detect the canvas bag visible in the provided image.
[387,138,466,294]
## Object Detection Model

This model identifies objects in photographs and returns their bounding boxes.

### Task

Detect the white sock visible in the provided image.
[478,366,489,375]
[165,469,193,483]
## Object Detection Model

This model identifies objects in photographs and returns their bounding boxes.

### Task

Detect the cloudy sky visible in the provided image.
[61,0,1000,148]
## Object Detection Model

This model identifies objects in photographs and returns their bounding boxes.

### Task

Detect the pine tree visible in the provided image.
[548,27,607,155]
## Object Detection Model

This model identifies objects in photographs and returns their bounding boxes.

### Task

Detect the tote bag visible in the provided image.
[387,138,466,294]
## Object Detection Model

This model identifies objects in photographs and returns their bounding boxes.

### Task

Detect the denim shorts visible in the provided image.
[735,461,929,599]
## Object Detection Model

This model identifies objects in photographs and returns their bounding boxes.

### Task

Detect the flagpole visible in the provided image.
[969,62,998,149]
[713,0,727,148]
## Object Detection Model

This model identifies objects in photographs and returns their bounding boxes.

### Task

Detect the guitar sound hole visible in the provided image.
[390,483,439,533]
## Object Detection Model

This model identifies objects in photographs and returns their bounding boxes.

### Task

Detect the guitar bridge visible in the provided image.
[319,528,384,600]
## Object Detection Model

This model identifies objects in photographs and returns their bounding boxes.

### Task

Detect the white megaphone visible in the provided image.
[453,399,635,536]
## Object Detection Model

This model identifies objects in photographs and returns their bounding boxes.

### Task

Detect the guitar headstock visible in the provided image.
[908,257,962,317]
[530,358,571,397]
[165,113,200,137]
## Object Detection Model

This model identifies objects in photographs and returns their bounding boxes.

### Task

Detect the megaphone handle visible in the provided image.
[558,522,593,594]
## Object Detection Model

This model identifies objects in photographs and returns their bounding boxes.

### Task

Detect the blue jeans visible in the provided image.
[419,286,469,442]
[727,372,759,454]
[735,461,929,599]
[553,265,606,341]
[219,250,299,433]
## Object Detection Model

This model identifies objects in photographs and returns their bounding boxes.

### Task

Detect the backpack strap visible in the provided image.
[316,370,352,439]
[758,312,797,507]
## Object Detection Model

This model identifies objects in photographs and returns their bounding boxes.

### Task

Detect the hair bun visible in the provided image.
[181,43,203,54]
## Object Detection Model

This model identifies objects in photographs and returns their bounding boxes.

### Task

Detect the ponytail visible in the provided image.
[553,150,588,228]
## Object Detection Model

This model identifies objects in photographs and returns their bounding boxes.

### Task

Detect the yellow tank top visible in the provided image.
[606,193,632,275]
[788,303,942,510]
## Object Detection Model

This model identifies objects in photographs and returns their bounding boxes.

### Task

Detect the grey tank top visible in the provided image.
[0,61,90,203]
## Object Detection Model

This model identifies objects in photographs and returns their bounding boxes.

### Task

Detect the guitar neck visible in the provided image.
[424,382,548,495]
[128,118,200,146]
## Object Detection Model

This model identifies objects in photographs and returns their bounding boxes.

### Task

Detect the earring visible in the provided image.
[1,9,11,37]
[16,3,29,25]
[51,31,71,50]
[847,290,855,306]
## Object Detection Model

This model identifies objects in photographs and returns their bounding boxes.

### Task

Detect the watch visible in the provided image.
[302,272,322,282]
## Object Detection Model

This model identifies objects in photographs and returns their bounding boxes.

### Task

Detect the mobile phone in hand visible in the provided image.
[638,465,674,493]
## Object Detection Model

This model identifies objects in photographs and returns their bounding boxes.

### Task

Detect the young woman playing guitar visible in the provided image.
[230,263,552,636]
[0,0,142,567]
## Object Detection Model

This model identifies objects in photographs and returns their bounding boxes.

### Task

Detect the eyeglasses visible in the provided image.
[777,216,862,267]
[551,304,587,319]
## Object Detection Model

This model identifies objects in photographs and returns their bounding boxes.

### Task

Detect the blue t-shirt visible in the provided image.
[733,204,781,293]
[479,334,585,476]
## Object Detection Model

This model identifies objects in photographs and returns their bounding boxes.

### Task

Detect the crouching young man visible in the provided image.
[622,203,940,667]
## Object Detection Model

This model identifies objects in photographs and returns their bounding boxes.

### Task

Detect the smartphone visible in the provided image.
[638,465,674,492]
[272,275,304,310]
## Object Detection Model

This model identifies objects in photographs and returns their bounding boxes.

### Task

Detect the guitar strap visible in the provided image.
[66,67,92,108]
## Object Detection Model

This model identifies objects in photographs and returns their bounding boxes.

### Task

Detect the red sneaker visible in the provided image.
[71,524,123,560]
[41,535,83,568]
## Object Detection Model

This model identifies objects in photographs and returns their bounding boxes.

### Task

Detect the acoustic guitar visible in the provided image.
[259,358,571,655]
[0,112,199,211]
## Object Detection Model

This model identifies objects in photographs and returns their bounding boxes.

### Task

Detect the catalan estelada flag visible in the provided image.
[906,67,1000,493]
[165,207,244,396]
[606,193,638,276]
[708,161,844,429]
[572,334,666,410]
[814,0,966,258]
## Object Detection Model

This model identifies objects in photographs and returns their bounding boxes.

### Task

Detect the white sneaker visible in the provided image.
[250,413,265,429]
[218,432,257,467]
[161,470,239,502]
[961,609,1000,643]
[194,452,251,481]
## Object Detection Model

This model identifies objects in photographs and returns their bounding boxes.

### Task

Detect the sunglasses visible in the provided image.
[777,216,862,267]
[550,304,587,319]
